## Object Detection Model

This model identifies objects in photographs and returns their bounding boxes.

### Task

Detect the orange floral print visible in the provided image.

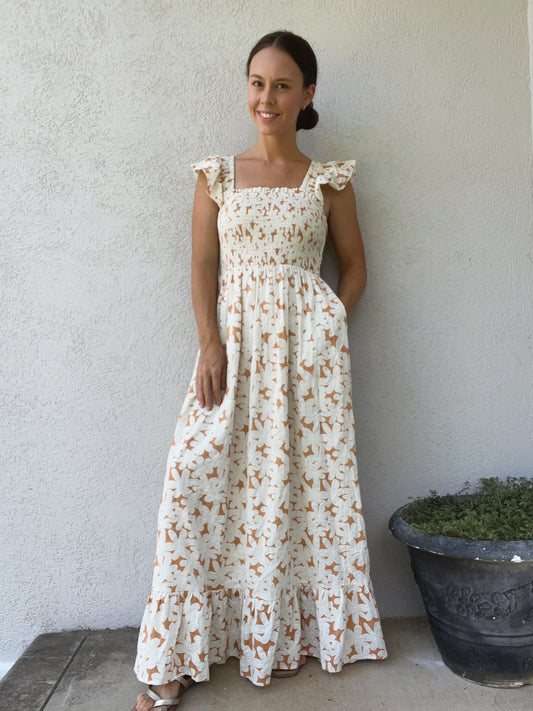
[134,156,387,687]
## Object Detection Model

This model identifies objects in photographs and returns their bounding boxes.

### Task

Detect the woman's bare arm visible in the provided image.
[191,171,227,410]
[323,183,367,316]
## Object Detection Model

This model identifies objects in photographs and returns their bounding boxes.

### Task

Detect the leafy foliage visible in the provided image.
[402,476,533,541]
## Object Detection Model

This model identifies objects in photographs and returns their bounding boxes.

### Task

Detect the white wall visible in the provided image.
[2,0,532,668]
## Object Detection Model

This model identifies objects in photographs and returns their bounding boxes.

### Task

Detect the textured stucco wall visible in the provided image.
[2,0,532,668]
[530,0,533,139]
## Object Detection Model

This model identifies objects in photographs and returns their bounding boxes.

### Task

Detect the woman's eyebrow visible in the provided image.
[249,73,295,82]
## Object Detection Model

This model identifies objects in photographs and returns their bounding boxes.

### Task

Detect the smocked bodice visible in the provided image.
[192,156,356,277]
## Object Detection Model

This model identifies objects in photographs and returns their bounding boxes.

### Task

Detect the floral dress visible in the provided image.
[134,156,387,687]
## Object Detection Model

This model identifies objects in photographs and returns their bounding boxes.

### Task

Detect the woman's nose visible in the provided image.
[260,86,274,104]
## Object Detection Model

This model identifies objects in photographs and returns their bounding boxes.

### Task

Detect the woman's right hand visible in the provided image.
[195,337,227,411]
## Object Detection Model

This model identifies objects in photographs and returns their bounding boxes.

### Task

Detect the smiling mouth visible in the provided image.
[258,111,278,119]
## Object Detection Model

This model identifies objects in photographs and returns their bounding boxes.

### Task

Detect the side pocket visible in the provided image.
[322,280,347,320]
[333,291,347,320]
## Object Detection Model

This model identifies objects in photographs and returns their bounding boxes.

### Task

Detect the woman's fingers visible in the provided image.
[195,344,227,410]
[221,359,227,393]
[214,346,228,406]
[209,358,223,407]
[202,371,213,411]
[195,364,213,409]
[195,372,205,408]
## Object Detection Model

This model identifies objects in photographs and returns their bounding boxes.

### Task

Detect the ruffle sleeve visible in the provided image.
[314,160,356,202]
[191,156,228,208]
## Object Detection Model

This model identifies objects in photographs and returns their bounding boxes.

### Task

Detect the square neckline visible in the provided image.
[230,155,315,192]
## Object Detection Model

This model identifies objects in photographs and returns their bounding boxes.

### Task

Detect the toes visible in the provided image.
[135,693,153,711]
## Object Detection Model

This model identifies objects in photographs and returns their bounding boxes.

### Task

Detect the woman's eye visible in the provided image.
[277,83,289,89]
[251,80,262,87]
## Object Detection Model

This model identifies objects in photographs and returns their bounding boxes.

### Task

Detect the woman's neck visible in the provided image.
[244,133,305,163]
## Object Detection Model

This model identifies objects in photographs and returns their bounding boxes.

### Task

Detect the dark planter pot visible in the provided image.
[389,503,533,688]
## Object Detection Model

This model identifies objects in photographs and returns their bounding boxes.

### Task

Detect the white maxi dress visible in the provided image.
[134,156,387,687]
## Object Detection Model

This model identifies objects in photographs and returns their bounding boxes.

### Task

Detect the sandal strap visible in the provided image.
[145,677,194,707]
[146,687,180,706]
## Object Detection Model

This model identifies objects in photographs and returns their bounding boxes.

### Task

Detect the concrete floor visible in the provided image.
[1,618,532,711]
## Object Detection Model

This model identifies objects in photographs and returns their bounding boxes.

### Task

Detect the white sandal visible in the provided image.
[132,676,194,710]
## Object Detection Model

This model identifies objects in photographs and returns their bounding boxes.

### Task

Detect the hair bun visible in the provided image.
[297,102,319,131]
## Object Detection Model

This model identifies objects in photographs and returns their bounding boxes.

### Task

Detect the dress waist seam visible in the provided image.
[220,263,320,278]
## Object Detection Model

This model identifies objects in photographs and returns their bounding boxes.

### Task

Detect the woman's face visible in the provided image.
[247,46,315,137]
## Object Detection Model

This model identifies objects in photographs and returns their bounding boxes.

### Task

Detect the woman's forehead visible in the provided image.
[248,46,302,79]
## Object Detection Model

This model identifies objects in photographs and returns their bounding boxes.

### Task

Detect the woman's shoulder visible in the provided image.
[312,158,356,180]
[191,156,233,207]
[310,159,356,201]
[191,155,232,175]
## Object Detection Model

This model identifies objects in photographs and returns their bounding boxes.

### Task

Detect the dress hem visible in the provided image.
[135,648,388,687]
[134,583,387,687]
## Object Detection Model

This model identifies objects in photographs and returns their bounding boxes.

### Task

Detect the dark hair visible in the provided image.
[246,30,319,131]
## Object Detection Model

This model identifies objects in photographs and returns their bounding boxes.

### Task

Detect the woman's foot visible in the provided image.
[272,655,308,678]
[131,676,193,711]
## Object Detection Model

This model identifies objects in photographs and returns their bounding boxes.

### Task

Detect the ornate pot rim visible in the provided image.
[389,502,533,562]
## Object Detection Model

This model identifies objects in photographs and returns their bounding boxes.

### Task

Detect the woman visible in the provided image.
[132,30,387,711]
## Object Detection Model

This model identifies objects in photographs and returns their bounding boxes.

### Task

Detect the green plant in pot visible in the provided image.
[389,476,533,688]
